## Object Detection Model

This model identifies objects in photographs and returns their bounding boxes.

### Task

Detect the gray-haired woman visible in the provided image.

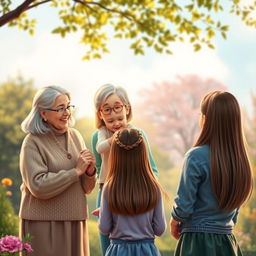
[19,85,96,256]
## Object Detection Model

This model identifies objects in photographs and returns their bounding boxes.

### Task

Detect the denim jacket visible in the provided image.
[172,145,239,234]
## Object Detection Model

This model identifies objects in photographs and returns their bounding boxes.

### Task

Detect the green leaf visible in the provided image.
[221,25,229,31]
[221,32,227,39]
[208,43,215,49]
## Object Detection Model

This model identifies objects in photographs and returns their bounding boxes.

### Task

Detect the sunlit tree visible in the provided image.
[0,76,36,212]
[1,1,256,59]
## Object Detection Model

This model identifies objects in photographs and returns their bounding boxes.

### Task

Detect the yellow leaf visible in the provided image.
[193,43,201,51]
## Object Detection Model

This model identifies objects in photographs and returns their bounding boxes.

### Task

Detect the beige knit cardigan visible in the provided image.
[19,128,96,221]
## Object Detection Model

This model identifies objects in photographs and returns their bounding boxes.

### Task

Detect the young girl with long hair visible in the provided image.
[91,84,158,255]
[99,128,166,256]
[170,91,253,256]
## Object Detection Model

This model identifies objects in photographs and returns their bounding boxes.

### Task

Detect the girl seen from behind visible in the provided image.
[170,91,253,256]
[91,84,159,255]
[99,128,166,256]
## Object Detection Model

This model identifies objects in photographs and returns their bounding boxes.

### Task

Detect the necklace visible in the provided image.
[51,130,72,160]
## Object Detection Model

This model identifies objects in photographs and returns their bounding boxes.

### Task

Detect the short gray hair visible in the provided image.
[21,85,75,134]
[94,84,133,128]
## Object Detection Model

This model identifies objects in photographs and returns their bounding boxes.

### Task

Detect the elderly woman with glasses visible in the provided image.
[19,85,96,256]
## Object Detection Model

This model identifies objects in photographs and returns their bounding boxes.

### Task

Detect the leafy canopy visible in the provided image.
[0,0,256,59]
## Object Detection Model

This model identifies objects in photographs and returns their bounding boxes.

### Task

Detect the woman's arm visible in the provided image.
[91,131,102,179]
[80,149,97,194]
[20,139,80,200]
[96,128,112,154]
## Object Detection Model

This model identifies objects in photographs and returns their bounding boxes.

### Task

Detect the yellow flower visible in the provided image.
[1,178,13,186]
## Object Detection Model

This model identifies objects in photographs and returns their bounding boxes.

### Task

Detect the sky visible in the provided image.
[0,2,256,119]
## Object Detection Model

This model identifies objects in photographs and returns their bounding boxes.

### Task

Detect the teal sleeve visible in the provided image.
[91,130,102,179]
[140,129,159,178]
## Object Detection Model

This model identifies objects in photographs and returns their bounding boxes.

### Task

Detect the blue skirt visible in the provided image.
[105,239,161,256]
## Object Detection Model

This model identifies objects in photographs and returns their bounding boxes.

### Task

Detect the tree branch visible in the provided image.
[74,0,134,21]
[0,0,39,27]
[26,0,52,10]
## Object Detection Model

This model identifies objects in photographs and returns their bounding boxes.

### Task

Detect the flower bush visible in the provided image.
[0,180,18,236]
[0,235,33,255]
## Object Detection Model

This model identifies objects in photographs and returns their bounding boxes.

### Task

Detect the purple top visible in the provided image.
[98,184,166,240]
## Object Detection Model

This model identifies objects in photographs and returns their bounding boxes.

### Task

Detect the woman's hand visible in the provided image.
[91,207,100,217]
[81,149,96,176]
[76,150,94,176]
[170,218,181,240]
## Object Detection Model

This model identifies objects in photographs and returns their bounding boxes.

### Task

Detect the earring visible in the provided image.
[43,118,47,122]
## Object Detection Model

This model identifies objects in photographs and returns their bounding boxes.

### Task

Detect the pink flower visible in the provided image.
[0,235,23,253]
[23,243,33,252]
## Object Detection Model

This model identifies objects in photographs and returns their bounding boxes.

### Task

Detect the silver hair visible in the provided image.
[21,85,75,134]
[94,84,133,128]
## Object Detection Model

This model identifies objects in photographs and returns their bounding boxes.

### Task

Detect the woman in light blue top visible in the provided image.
[170,91,253,256]
[99,128,166,256]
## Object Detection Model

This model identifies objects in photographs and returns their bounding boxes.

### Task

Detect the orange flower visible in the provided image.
[1,178,13,186]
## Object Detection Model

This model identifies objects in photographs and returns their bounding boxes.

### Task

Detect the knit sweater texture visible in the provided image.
[19,128,96,221]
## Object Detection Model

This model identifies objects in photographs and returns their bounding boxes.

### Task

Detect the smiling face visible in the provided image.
[99,93,130,133]
[40,94,71,132]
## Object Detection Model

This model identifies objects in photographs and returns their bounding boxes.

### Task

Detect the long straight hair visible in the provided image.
[194,91,253,210]
[105,128,160,215]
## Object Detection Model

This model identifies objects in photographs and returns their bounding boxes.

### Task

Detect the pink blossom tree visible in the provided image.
[135,75,227,158]
[245,93,256,166]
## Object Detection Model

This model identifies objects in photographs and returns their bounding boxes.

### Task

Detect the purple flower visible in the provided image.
[0,235,23,253]
[23,243,33,253]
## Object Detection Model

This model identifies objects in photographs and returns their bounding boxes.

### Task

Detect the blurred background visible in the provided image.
[1,0,256,255]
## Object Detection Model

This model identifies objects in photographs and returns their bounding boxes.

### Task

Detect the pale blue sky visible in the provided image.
[0,2,256,118]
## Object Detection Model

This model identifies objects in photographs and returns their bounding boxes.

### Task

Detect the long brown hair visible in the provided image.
[194,91,253,210]
[105,128,160,215]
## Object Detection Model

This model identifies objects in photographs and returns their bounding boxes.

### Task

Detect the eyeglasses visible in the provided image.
[100,104,124,115]
[46,105,75,114]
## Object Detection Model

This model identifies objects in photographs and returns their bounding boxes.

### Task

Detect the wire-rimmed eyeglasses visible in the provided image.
[46,105,75,114]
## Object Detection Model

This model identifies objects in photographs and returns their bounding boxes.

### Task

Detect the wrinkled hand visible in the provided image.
[91,208,100,217]
[170,218,181,240]
[76,149,94,176]
[81,149,96,176]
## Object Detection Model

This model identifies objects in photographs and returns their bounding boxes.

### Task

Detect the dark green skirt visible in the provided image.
[174,232,243,256]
